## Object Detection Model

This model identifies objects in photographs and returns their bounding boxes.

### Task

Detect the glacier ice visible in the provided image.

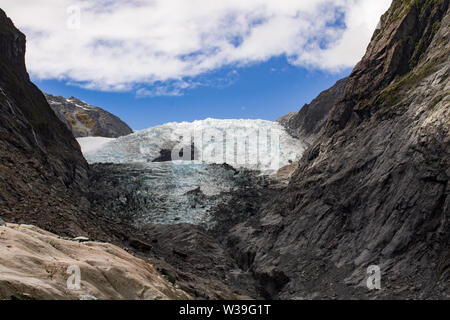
[78,118,307,173]
[81,119,307,226]
[90,162,246,227]
[77,136,115,154]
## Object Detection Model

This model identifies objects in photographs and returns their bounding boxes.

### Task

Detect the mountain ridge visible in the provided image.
[277,77,347,144]
[45,93,133,138]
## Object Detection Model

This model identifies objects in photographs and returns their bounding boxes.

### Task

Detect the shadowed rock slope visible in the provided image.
[0,8,92,234]
[45,93,133,138]
[223,0,449,299]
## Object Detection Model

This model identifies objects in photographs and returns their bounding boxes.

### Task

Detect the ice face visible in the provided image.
[77,136,115,154]
[89,162,246,227]
[77,118,306,173]
[80,119,306,226]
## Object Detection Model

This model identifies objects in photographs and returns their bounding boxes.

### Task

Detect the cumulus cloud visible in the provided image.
[1,0,391,95]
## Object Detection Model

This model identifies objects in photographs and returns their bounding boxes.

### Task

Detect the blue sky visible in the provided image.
[35,57,351,130]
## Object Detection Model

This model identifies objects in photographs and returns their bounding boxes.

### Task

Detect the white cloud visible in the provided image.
[1,0,391,95]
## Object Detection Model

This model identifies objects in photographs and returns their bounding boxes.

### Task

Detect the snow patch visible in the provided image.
[74,103,94,111]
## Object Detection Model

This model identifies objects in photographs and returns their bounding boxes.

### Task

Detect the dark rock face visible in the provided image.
[277,78,347,144]
[139,223,260,298]
[0,9,93,234]
[45,93,133,138]
[223,0,450,299]
[0,12,26,80]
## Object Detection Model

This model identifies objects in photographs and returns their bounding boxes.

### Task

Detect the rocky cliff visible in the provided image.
[0,9,93,234]
[222,0,449,299]
[277,78,347,144]
[45,94,133,138]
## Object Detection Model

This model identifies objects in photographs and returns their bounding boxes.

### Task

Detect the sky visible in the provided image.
[1,0,391,130]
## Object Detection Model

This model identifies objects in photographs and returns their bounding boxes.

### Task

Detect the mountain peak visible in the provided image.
[0,9,27,80]
[45,93,133,138]
[324,0,449,135]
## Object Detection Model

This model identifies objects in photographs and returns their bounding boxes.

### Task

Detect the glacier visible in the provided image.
[77,118,307,172]
[80,119,307,226]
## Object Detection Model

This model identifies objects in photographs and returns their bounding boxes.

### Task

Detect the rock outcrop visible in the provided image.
[0,223,191,300]
[222,0,449,299]
[45,94,133,138]
[277,78,347,144]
